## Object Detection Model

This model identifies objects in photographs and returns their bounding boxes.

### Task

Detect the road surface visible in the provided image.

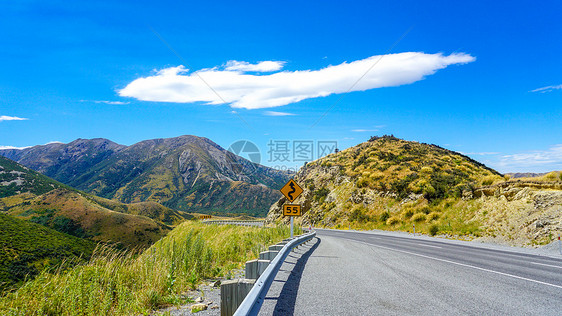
[259,229,562,315]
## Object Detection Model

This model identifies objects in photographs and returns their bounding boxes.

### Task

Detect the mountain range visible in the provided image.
[1,135,291,217]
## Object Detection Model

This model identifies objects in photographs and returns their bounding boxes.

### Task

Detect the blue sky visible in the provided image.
[1,0,561,173]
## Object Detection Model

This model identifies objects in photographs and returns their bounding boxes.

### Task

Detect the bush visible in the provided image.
[379,211,390,222]
[429,224,439,236]
[313,188,330,203]
[426,212,440,222]
[402,209,414,220]
[411,213,426,222]
[386,216,400,226]
[349,207,370,223]
[356,177,369,188]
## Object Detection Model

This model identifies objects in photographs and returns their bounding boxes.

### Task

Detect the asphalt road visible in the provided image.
[260,229,562,315]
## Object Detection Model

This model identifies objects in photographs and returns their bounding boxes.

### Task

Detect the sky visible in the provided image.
[1,0,561,173]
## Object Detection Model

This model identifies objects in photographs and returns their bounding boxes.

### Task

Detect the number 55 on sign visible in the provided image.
[283,204,301,216]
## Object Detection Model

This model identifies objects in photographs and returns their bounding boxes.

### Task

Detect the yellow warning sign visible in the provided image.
[283,204,302,216]
[280,179,303,203]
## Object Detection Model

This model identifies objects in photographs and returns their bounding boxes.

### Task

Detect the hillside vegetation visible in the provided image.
[1,189,174,249]
[0,213,96,293]
[0,156,67,198]
[267,136,562,246]
[0,136,291,216]
[0,222,292,315]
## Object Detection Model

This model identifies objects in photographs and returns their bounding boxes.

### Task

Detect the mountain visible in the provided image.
[0,213,96,292]
[505,172,549,178]
[1,135,291,216]
[266,136,562,246]
[0,138,125,180]
[0,155,67,198]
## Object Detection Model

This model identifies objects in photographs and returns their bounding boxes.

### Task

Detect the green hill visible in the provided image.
[267,136,503,235]
[0,213,96,292]
[0,155,67,198]
[267,136,562,246]
[2,189,174,249]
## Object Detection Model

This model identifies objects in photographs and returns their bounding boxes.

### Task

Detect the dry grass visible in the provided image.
[0,221,290,315]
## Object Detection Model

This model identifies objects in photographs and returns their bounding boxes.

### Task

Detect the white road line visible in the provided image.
[530,261,562,269]
[349,238,562,290]
[416,243,442,249]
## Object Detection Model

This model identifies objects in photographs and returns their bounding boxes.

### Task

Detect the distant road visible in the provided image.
[260,229,562,315]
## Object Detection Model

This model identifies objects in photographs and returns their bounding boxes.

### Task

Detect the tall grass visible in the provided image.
[0,222,290,315]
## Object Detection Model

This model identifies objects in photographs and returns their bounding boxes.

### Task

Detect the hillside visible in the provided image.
[266,136,562,246]
[0,222,291,315]
[0,156,67,198]
[0,213,96,292]
[1,135,291,216]
[1,189,174,249]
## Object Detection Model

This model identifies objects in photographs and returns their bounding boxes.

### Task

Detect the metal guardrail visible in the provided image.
[233,231,316,316]
[202,220,264,227]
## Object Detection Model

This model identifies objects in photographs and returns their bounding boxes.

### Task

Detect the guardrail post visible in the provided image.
[268,245,284,251]
[221,279,255,316]
[259,250,279,261]
[245,259,271,279]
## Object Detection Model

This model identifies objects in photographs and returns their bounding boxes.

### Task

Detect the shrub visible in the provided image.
[429,224,439,236]
[349,207,370,223]
[417,206,431,214]
[379,211,390,222]
[411,213,426,222]
[313,188,330,203]
[426,212,440,222]
[356,177,369,188]
[402,208,414,220]
[386,216,400,225]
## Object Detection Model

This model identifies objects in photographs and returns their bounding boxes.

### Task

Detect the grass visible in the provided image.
[338,197,483,238]
[0,221,291,315]
[0,213,96,293]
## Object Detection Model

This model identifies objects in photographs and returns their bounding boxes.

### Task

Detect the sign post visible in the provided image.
[291,217,294,238]
[558,233,562,255]
[280,180,303,238]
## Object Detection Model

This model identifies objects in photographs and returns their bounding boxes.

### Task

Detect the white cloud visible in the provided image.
[94,100,130,105]
[0,141,64,151]
[80,100,129,105]
[462,152,500,156]
[531,84,562,93]
[0,115,28,122]
[263,111,296,116]
[352,129,379,132]
[497,145,562,170]
[352,125,385,132]
[119,52,475,110]
[224,60,285,72]
[0,145,31,150]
